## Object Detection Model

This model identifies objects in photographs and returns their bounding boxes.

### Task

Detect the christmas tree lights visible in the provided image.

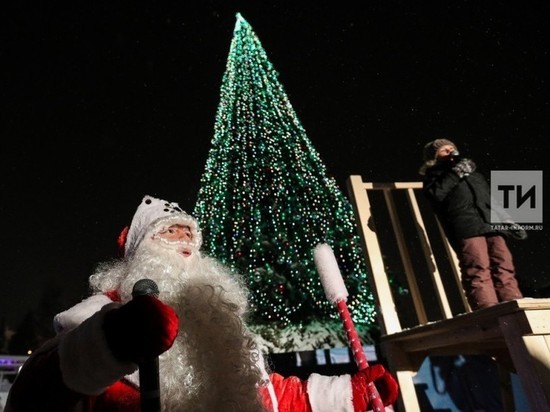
[194,13,376,351]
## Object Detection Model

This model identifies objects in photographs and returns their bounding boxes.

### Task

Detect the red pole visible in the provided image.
[336,300,386,412]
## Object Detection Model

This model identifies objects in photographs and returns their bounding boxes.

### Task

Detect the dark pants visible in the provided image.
[459,234,523,310]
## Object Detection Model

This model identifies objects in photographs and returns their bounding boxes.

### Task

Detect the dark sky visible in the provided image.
[1,2,549,328]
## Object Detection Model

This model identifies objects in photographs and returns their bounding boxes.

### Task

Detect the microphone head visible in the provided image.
[451,150,460,157]
[132,279,160,298]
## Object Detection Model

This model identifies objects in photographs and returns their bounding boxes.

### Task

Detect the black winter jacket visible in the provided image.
[422,160,501,248]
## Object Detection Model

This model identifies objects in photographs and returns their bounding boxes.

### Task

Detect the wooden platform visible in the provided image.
[382,298,550,411]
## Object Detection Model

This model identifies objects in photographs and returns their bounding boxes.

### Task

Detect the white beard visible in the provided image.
[89,238,267,411]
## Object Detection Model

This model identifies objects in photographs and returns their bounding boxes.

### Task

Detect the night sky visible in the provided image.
[2,2,549,328]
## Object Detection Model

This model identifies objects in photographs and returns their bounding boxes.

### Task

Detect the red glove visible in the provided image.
[351,364,399,411]
[103,295,179,363]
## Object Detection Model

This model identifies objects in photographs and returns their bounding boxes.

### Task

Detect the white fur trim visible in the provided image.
[58,302,137,395]
[125,369,140,388]
[307,373,353,412]
[254,349,279,412]
[313,243,349,304]
[125,195,202,257]
[53,294,113,334]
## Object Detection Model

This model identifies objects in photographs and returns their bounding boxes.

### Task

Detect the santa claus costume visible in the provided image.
[6,195,397,412]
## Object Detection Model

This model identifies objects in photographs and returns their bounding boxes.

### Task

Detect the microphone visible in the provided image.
[132,279,160,298]
[132,279,161,412]
[449,150,461,163]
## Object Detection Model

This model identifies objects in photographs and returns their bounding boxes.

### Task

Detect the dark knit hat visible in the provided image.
[423,138,457,161]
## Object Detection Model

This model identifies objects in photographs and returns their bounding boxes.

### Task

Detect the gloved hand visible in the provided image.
[452,158,476,178]
[103,295,179,363]
[504,221,528,240]
[351,364,399,410]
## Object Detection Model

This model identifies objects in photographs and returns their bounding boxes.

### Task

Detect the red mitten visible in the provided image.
[351,364,399,411]
[103,295,179,363]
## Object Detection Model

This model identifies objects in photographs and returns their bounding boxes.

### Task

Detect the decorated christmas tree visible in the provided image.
[193,13,376,352]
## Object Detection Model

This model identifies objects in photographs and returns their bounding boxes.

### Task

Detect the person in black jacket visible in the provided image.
[419,138,525,310]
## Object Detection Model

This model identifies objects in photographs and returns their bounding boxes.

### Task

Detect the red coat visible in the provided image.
[6,295,396,412]
[5,343,343,412]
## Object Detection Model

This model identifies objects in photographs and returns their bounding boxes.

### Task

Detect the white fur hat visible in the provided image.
[123,195,202,257]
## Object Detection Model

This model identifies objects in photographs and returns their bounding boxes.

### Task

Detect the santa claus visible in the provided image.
[6,195,397,411]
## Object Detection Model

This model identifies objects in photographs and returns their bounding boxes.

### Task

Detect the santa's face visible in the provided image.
[117,224,202,304]
[151,224,195,257]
